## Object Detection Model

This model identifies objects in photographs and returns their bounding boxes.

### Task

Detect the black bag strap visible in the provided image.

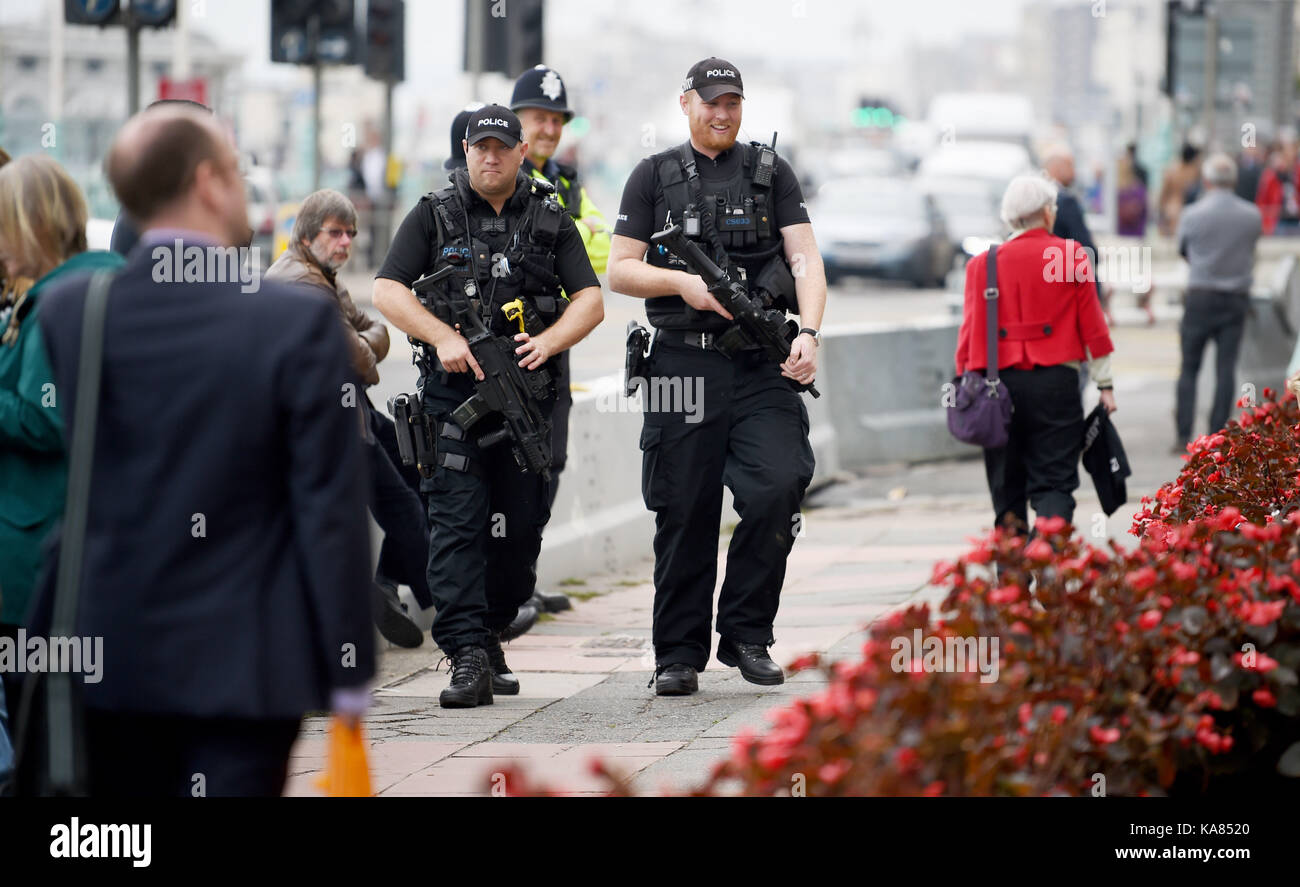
[983,245,1000,385]
[46,268,114,795]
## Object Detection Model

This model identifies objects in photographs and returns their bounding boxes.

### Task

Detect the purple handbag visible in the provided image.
[947,245,1013,448]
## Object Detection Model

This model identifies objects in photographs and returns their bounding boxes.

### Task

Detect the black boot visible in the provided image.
[500,602,540,642]
[439,646,494,709]
[531,589,572,613]
[371,580,424,649]
[484,634,520,696]
[716,638,785,686]
[651,663,698,696]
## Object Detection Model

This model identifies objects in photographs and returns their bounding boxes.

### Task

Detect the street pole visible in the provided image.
[382,78,394,256]
[1203,6,1217,149]
[49,0,64,146]
[310,15,321,190]
[126,11,141,116]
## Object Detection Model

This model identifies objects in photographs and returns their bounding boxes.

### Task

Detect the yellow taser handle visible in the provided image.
[502,299,526,334]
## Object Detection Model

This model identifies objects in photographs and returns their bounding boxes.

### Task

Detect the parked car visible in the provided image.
[814,177,953,288]
[916,175,1006,263]
[917,140,1033,196]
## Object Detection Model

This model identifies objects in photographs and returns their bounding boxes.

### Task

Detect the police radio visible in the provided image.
[753,131,778,188]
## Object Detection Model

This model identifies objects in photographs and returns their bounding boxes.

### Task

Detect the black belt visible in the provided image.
[669,329,761,351]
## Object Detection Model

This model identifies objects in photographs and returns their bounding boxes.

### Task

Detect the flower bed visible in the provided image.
[498,390,1300,796]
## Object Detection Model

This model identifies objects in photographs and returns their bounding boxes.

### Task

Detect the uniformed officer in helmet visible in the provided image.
[510,64,612,617]
[608,59,825,696]
[373,105,604,707]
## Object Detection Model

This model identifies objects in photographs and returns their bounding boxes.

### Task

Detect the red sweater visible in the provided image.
[955,228,1114,374]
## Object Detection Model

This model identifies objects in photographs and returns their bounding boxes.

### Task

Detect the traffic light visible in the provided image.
[64,0,120,26]
[463,0,544,77]
[130,0,176,27]
[365,0,405,82]
[66,0,177,27]
[271,0,357,66]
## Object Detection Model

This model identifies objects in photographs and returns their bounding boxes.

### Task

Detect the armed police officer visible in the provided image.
[510,64,612,617]
[608,59,824,696]
[373,106,604,708]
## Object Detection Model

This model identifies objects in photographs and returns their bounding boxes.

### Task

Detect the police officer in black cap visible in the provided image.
[442,101,544,643]
[609,58,825,696]
[374,105,604,707]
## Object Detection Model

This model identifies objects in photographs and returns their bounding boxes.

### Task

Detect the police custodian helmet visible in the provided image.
[510,65,574,121]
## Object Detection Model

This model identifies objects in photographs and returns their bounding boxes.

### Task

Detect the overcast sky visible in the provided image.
[5,0,1029,87]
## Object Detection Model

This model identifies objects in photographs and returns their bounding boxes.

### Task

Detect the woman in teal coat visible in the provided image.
[0,155,124,631]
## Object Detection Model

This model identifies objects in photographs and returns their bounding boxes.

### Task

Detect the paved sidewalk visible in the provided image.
[284,490,1145,797]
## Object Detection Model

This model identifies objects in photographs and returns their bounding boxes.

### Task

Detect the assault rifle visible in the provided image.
[650,224,819,398]
[410,260,553,480]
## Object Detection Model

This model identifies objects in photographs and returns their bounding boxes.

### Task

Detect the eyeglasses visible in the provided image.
[322,226,357,239]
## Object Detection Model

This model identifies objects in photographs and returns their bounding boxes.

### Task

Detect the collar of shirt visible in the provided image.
[691,141,740,171]
[458,171,531,219]
[139,228,222,248]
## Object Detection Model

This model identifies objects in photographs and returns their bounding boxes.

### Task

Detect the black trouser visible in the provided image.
[982,365,1083,531]
[365,403,435,611]
[640,338,816,672]
[419,372,553,654]
[84,709,300,797]
[1176,288,1250,442]
[547,351,572,510]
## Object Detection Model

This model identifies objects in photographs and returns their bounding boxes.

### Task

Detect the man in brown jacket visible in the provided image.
[268,189,431,647]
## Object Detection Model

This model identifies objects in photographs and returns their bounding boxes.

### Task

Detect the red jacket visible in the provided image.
[1255,163,1300,234]
[955,228,1114,375]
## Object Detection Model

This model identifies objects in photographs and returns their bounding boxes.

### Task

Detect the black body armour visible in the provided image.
[645,140,789,332]
[418,168,568,341]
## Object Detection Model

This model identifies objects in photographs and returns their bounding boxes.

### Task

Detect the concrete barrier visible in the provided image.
[537,320,969,585]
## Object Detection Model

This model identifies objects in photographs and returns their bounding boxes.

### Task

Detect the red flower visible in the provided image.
[1035,515,1068,536]
[895,748,919,772]
[989,585,1021,604]
[1232,651,1279,672]
[1024,538,1054,561]
[1051,706,1068,725]
[818,759,851,785]
[1089,725,1120,744]
[1252,688,1277,708]
[1126,567,1158,592]
[921,780,945,797]
[1018,702,1032,726]
[1138,610,1162,631]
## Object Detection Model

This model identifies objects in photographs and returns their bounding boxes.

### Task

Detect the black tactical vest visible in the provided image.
[419,168,568,336]
[644,141,787,331]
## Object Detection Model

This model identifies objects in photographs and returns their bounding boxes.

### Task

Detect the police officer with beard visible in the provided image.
[510,65,612,617]
[373,106,604,707]
[608,59,825,696]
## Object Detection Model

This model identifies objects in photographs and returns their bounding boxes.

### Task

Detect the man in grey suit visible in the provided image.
[1174,153,1263,451]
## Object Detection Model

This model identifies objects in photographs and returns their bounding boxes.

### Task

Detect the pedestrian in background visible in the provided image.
[30,103,374,796]
[955,175,1116,533]
[1158,142,1202,236]
[266,188,431,648]
[1174,153,1262,453]
[1256,129,1300,235]
[0,154,125,768]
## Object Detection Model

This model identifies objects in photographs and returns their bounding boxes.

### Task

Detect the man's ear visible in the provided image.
[679,93,689,116]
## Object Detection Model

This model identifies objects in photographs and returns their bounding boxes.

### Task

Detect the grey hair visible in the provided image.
[1000,174,1059,231]
[292,188,357,244]
[1202,152,1237,188]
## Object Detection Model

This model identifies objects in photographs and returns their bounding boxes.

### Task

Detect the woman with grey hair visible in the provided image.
[954,174,1118,533]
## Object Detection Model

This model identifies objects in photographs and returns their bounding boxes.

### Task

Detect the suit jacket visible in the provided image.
[955,228,1114,375]
[1052,188,1102,300]
[35,237,374,719]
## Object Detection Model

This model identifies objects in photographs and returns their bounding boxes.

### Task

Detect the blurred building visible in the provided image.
[0,10,240,216]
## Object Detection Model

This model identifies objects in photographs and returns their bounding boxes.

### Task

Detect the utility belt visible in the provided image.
[387,392,483,479]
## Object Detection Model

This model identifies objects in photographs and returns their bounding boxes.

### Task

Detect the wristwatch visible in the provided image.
[799,327,821,346]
